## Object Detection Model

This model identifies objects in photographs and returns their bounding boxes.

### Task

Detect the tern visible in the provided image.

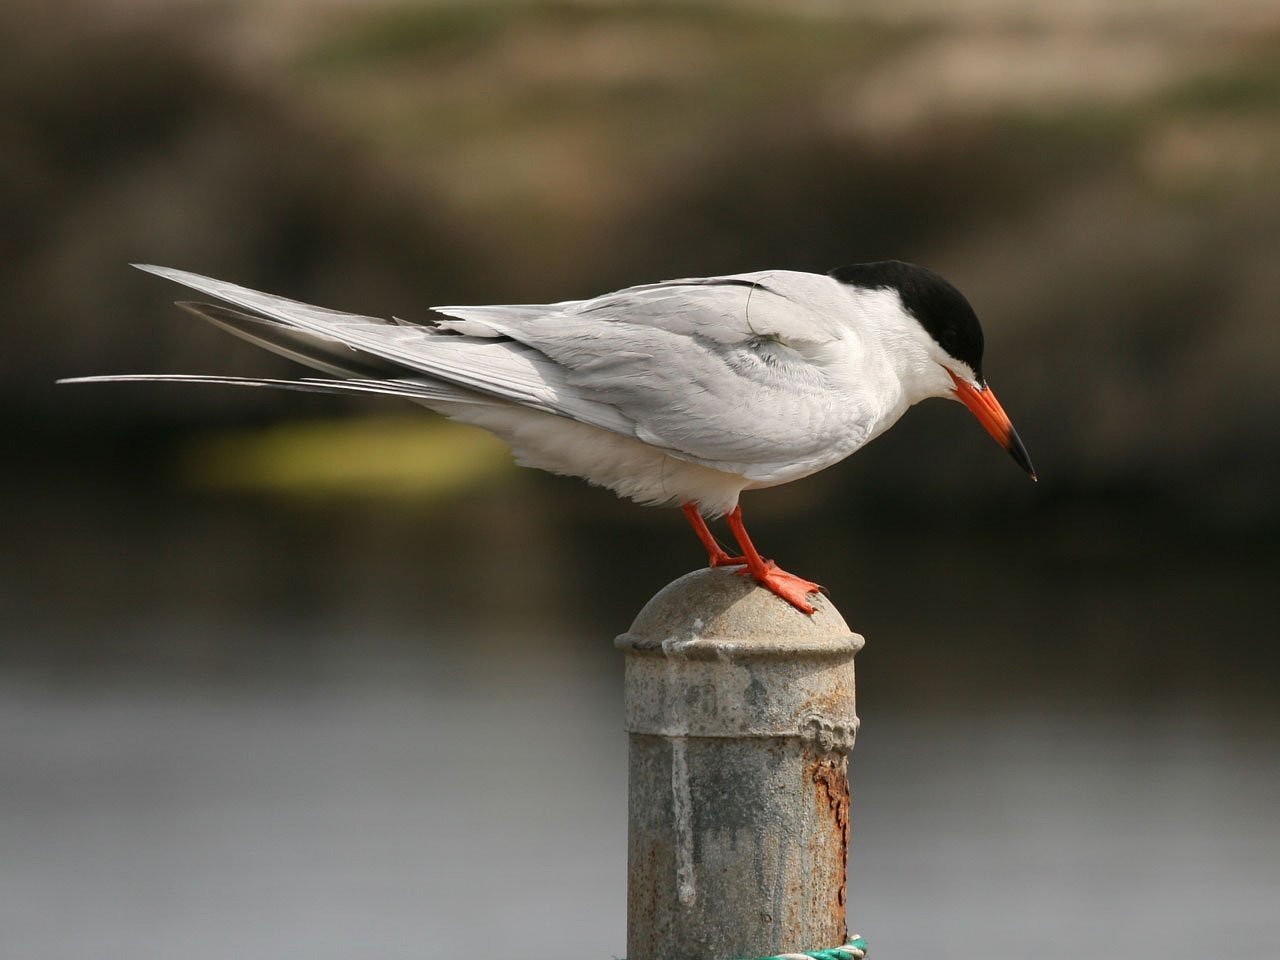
[64,261,1036,613]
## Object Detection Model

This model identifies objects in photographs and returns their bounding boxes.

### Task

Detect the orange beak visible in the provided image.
[949,371,1037,481]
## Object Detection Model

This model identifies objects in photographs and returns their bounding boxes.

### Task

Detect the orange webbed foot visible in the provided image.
[736,561,823,614]
[685,502,825,614]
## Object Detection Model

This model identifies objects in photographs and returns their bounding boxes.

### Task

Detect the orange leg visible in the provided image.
[682,502,745,567]
[724,506,822,615]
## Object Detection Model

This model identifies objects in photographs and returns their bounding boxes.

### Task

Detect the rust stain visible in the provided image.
[809,753,851,914]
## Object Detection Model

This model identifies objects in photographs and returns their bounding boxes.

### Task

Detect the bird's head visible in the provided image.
[831,260,1037,481]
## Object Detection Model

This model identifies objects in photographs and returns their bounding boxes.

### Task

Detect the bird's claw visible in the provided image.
[736,561,823,614]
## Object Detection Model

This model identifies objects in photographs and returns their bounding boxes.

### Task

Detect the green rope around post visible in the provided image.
[737,934,868,960]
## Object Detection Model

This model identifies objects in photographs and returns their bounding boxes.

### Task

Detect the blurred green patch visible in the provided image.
[996,46,1280,201]
[180,415,515,500]
[300,1,525,68]
[1162,48,1280,115]
[299,0,899,73]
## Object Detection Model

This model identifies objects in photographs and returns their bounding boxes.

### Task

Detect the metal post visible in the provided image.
[616,567,864,960]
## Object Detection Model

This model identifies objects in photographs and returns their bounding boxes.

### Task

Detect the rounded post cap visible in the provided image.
[616,567,863,660]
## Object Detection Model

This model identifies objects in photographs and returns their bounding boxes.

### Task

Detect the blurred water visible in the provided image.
[0,653,625,960]
[2,650,1275,960]
[3,461,1276,958]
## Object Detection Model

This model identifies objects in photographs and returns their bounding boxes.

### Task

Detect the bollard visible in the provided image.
[616,567,864,960]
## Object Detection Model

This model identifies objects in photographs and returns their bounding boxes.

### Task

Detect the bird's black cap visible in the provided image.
[830,261,985,382]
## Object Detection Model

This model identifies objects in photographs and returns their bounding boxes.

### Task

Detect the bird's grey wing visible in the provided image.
[125,267,862,479]
[130,265,635,436]
[433,274,863,478]
[436,270,851,345]
[174,302,403,379]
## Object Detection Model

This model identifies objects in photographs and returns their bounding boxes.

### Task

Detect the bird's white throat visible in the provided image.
[837,284,967,406]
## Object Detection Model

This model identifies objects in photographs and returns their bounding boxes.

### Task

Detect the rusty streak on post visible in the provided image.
[811,756,851,912]
[617,568,863,960]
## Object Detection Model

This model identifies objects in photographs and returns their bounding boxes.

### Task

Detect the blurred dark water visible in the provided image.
[2,466,1277,959]
[3,645,1276,960]
[7,445,1276,698]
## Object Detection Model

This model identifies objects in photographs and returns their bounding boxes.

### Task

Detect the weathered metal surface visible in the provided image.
[617,568,863,960]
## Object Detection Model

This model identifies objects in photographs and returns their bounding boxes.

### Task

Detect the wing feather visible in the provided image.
[433,273,863,472]
[57,373,491,404]
[129,265,863,478]
[175,302,401,379]
[132,265,636,437]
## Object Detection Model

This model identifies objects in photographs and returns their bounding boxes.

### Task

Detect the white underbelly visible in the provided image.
[422,389,908,517]
[428,401,751,517]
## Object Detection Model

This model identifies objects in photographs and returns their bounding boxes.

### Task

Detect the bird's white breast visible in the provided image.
[430,399,754,516]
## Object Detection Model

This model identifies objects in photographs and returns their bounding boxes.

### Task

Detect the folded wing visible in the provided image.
[433,272,861,474]
[111,266,860,479]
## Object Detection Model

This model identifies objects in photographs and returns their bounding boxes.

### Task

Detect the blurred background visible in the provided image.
[3,0,1278,957]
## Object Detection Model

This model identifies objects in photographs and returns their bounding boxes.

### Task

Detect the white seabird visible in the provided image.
[63,261,1036,613]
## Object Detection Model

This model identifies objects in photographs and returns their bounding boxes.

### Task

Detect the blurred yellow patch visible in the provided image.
[181,415,515,500]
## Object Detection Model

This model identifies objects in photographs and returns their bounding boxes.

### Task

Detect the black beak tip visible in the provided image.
[1007,429,1037,482]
